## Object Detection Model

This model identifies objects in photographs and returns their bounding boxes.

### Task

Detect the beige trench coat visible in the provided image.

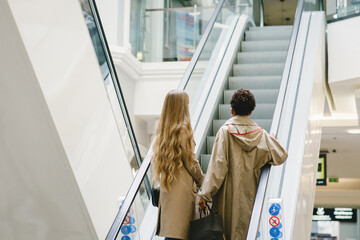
[198,115,288,240]
[156,130,204,239]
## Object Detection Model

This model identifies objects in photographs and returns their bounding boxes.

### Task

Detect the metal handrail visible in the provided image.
[259,0,264,27]
[145,4,232,12]
[105,1,225,239]
[246,0,305,239]
[178,0,225,90]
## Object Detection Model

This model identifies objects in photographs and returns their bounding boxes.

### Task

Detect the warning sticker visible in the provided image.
[269,216,280,227]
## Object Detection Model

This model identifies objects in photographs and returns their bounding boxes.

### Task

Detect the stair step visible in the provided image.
[219,104,275,120]
[207,136,216,153]
[200,154,211,173]
[249,26,293,32]
[212,119,272,135]
[245,31,291,41]
[241,40,290,52]
[229,76,282,89]
[233,63,284,76]
[224,89,279,104]
[237,51,287,64]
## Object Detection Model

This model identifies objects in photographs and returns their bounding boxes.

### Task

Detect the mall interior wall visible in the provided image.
[0,0,136,239]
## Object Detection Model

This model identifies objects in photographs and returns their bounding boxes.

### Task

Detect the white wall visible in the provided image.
[328,16,360,84]
[94,0,122,46]
[340,221,359,240]
[1,0,135,239]
[111,47,189,138]
[325,16,360,126]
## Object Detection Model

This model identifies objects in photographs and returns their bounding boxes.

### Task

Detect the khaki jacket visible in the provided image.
[156,130,204,239]
[198,115,288,240]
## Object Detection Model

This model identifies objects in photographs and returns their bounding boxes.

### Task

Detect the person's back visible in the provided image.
[152,90,204,240]
[198,89,288,240]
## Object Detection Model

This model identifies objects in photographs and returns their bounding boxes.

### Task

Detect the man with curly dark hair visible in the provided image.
[198,89,288,240]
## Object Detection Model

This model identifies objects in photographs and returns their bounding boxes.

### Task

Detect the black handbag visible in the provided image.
[189,204,223,240]
[151,187,160,207]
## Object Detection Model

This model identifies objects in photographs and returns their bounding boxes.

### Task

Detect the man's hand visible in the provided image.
[270,133,278,140]
[199,197,207,211]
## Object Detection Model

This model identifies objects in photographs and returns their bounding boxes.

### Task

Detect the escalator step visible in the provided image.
[207,136,216,154]
[245,30,292,41]
[200,154,211,173]
[233,63,284,76]
[219,104,276,120]
[212,119,272,135]
[249,26,293,32]
[237,51,287,64]
[206,136,215,153]
[224,89,279,104]
[229,76,282,89]
[241,40,290,52]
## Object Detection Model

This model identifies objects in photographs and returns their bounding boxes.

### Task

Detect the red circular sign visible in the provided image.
[269,216,280,227]
[123,215,131,225]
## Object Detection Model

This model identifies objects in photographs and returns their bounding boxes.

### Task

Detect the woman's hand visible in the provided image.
[199,197,207,211]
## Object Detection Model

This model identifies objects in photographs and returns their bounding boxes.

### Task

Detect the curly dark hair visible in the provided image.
[230,89,256,116]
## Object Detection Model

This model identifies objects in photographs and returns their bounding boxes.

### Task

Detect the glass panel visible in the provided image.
[80,1,109,79]
[115,170,153,240]
[329,0,360,20]
[130,1,253,62]
[304,0,321,11]
[183,5,252,128]
[142,7,216,62]
[79,0,141,176]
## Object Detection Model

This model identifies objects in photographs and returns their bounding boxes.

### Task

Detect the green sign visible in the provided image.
[317,154,327,185]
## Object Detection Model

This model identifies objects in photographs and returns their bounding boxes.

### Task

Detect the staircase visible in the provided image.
[200,26,292,173]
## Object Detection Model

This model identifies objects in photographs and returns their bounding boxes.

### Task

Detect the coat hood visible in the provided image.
[225,115,264,152]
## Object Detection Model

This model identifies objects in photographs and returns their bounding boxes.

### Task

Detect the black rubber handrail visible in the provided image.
[246,0,305,238]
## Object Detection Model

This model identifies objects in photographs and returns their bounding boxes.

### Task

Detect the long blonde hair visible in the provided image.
[152,90,195,191]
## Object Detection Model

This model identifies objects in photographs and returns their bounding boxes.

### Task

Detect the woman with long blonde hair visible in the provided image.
[153,90,204,240]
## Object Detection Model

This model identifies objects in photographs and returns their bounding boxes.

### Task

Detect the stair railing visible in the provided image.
[246,0,305,239]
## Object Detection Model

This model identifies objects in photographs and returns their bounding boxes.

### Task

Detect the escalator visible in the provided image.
[200,25,292,173]
[100,0,326,239]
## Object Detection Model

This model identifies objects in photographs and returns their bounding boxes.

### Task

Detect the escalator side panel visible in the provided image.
[282,12,326,240]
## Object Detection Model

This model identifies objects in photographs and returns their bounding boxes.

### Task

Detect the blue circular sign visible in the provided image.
[121,236,130,240]
[129,216,135,224]
[278,231,283,238]
[270,227,280,238]
[271,238,279,240]
[277,222,282,229]
[269,203,281,216]
[121,225,131,235]
[130,225,137,233]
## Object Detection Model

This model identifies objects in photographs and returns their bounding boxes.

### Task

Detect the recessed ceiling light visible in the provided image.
[347,129,360,134]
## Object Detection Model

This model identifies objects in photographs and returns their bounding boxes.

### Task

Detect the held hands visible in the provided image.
[199,197,207,211]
